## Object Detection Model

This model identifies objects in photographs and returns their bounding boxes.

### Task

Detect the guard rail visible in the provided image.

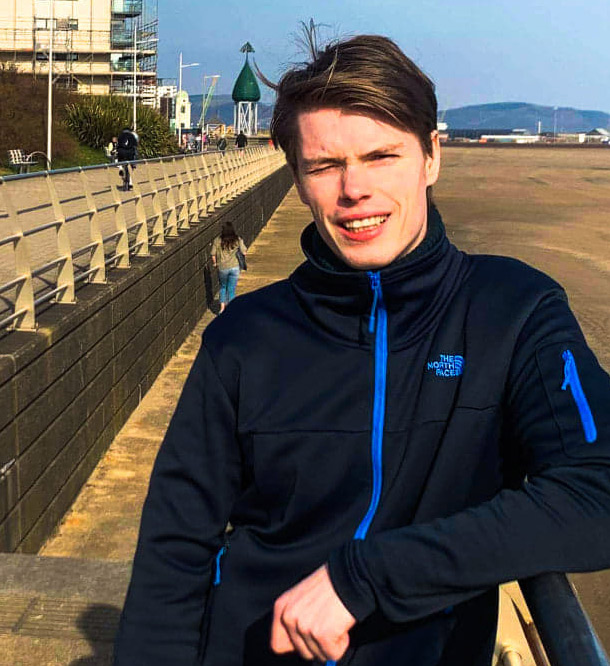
[0,146,285,333]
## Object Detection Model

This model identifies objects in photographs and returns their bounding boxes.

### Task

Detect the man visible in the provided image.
[236,130,248,154]
[114,35,610,665]
[117,127,139,190]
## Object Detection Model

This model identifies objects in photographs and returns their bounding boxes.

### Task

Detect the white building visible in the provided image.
[0,0,158,105]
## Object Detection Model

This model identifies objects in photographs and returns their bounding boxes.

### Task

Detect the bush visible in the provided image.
[65,96,178,158]
[0,65,79,166]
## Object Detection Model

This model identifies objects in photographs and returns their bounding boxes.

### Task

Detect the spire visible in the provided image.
[232,43,261,102]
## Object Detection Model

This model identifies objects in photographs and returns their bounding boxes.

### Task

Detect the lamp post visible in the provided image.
[177,52,199,145]
[46,0,55,168]
[132,16,138,131]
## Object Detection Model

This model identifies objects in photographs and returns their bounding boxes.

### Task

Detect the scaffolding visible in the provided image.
[0,0,158,102]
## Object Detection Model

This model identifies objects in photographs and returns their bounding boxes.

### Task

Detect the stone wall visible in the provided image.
[0,165,293,553]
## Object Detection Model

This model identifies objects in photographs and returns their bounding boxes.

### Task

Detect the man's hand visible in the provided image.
[270,564,356,662]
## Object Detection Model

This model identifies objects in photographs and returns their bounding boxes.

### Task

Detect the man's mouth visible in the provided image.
[340,215,389,232]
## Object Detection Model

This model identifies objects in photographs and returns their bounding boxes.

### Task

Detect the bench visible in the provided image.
[7,149,36,174]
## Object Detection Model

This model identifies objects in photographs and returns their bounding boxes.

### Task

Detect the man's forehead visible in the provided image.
[295,108,418,161]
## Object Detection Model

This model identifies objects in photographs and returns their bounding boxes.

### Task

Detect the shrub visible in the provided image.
[65,96,178,158]
[0,65,79,166]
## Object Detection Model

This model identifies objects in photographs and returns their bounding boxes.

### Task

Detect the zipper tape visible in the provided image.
[561,349,597,444]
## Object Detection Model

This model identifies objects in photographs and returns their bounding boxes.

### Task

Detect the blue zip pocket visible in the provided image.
[213,545,227,586]
[561,349,597,444]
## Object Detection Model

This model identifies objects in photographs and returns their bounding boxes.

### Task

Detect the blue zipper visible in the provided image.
[354,271,388,540]
[213,545,227,586]
[561,349,597,443]
[326,274,388,666]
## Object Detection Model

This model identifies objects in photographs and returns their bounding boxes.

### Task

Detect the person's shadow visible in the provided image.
[69,603,122,666]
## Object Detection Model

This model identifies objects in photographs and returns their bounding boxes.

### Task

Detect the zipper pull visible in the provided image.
[367,271,381,333]
[561,349,597,443]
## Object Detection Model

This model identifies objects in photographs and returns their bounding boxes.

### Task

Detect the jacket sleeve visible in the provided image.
[328,293,610,623]
[113,342,242,665]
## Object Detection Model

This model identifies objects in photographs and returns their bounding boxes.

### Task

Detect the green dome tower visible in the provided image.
[232,42,261,136]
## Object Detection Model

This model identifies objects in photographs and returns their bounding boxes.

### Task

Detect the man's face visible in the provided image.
[294,108,440,270]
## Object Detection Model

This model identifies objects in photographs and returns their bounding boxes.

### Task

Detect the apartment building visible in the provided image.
[0,0,158,104]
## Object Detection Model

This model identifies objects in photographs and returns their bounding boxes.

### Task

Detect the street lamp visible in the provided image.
[177,52,199,145]
[46,0,55,167]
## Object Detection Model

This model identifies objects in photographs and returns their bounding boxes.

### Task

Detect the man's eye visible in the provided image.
[371,153,398,161]
[308,165,335,175]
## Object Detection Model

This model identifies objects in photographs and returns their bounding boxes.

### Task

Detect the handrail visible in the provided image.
[520,573,610,666]
[0,146,286,333]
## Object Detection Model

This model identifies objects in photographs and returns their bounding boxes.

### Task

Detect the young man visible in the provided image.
[114,36,610,665]
[116,127,139,191]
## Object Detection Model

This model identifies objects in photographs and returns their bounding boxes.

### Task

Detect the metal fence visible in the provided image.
[0,146,285,333]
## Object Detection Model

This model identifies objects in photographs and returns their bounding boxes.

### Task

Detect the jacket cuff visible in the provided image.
[327,540,377,622]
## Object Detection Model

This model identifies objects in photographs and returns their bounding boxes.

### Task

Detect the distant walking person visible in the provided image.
[211,222,247,313]
[117,127,139,191]
[235,130,248,154]
[217,134,228,156]
[106,136,118,163]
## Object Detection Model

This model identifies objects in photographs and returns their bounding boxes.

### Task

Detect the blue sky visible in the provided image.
[158,0,610,112]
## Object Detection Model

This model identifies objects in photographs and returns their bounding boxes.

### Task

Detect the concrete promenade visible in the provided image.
[1,146,610,664]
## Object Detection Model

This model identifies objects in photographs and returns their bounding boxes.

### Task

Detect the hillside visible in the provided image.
[442,102,610,133]
[185,96,610,134]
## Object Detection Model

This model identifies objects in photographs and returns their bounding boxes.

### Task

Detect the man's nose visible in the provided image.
[340,164,372,202]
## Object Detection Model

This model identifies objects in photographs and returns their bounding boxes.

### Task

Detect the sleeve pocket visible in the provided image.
[536,342,610,458]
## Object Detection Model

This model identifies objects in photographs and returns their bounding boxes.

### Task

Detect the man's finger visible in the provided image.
[270,610,293,654]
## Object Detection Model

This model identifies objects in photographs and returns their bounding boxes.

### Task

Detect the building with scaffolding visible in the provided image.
[0,0,158,105]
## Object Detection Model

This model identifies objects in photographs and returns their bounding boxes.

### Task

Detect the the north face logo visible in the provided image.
[427,354,464,378]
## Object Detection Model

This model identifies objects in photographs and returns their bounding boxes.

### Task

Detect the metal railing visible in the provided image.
[0,146,285,333]
[520,573,609,666]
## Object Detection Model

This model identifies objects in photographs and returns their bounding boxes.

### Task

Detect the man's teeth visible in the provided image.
[342,215,387,231]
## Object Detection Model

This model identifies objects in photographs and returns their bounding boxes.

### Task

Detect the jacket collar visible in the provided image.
[289,205,470,348]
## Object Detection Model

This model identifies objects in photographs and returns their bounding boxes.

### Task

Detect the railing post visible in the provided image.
[160,158,179,237]
[106,166,130,268]
[78,168,106,284]
[130,161,149,256]
[0,179,36,330]
[143,161,165,246]
[45,173,76,304]
[171,156,189,230]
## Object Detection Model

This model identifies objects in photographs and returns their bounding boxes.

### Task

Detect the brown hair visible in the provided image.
[220,221,239,250]
[269,34,438,171]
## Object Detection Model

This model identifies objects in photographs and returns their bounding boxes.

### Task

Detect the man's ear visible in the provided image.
[425,131,441,187]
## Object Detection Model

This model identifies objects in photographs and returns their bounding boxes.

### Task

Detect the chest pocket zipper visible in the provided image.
[561,349,597,444]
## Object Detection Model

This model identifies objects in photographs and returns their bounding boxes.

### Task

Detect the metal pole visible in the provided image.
[133,16,137,131]
[46,0,55,166]
[178,52,183,146]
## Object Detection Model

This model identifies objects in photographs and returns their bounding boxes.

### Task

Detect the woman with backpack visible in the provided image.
[211,222,247,313]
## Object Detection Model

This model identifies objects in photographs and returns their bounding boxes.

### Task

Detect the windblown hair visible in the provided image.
[266,33,438,171]
[220,221,239,250]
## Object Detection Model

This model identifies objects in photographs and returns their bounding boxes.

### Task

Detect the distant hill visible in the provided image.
[184,97,609,134]
[442,102,610,133]
[189,94,274,129]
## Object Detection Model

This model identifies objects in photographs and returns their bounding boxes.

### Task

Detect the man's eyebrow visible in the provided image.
[300,156,344,169]
[361,143,404,157]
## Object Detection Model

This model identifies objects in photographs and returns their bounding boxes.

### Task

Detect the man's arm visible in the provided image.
[114,343,242,665]
[273,294,610,657]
